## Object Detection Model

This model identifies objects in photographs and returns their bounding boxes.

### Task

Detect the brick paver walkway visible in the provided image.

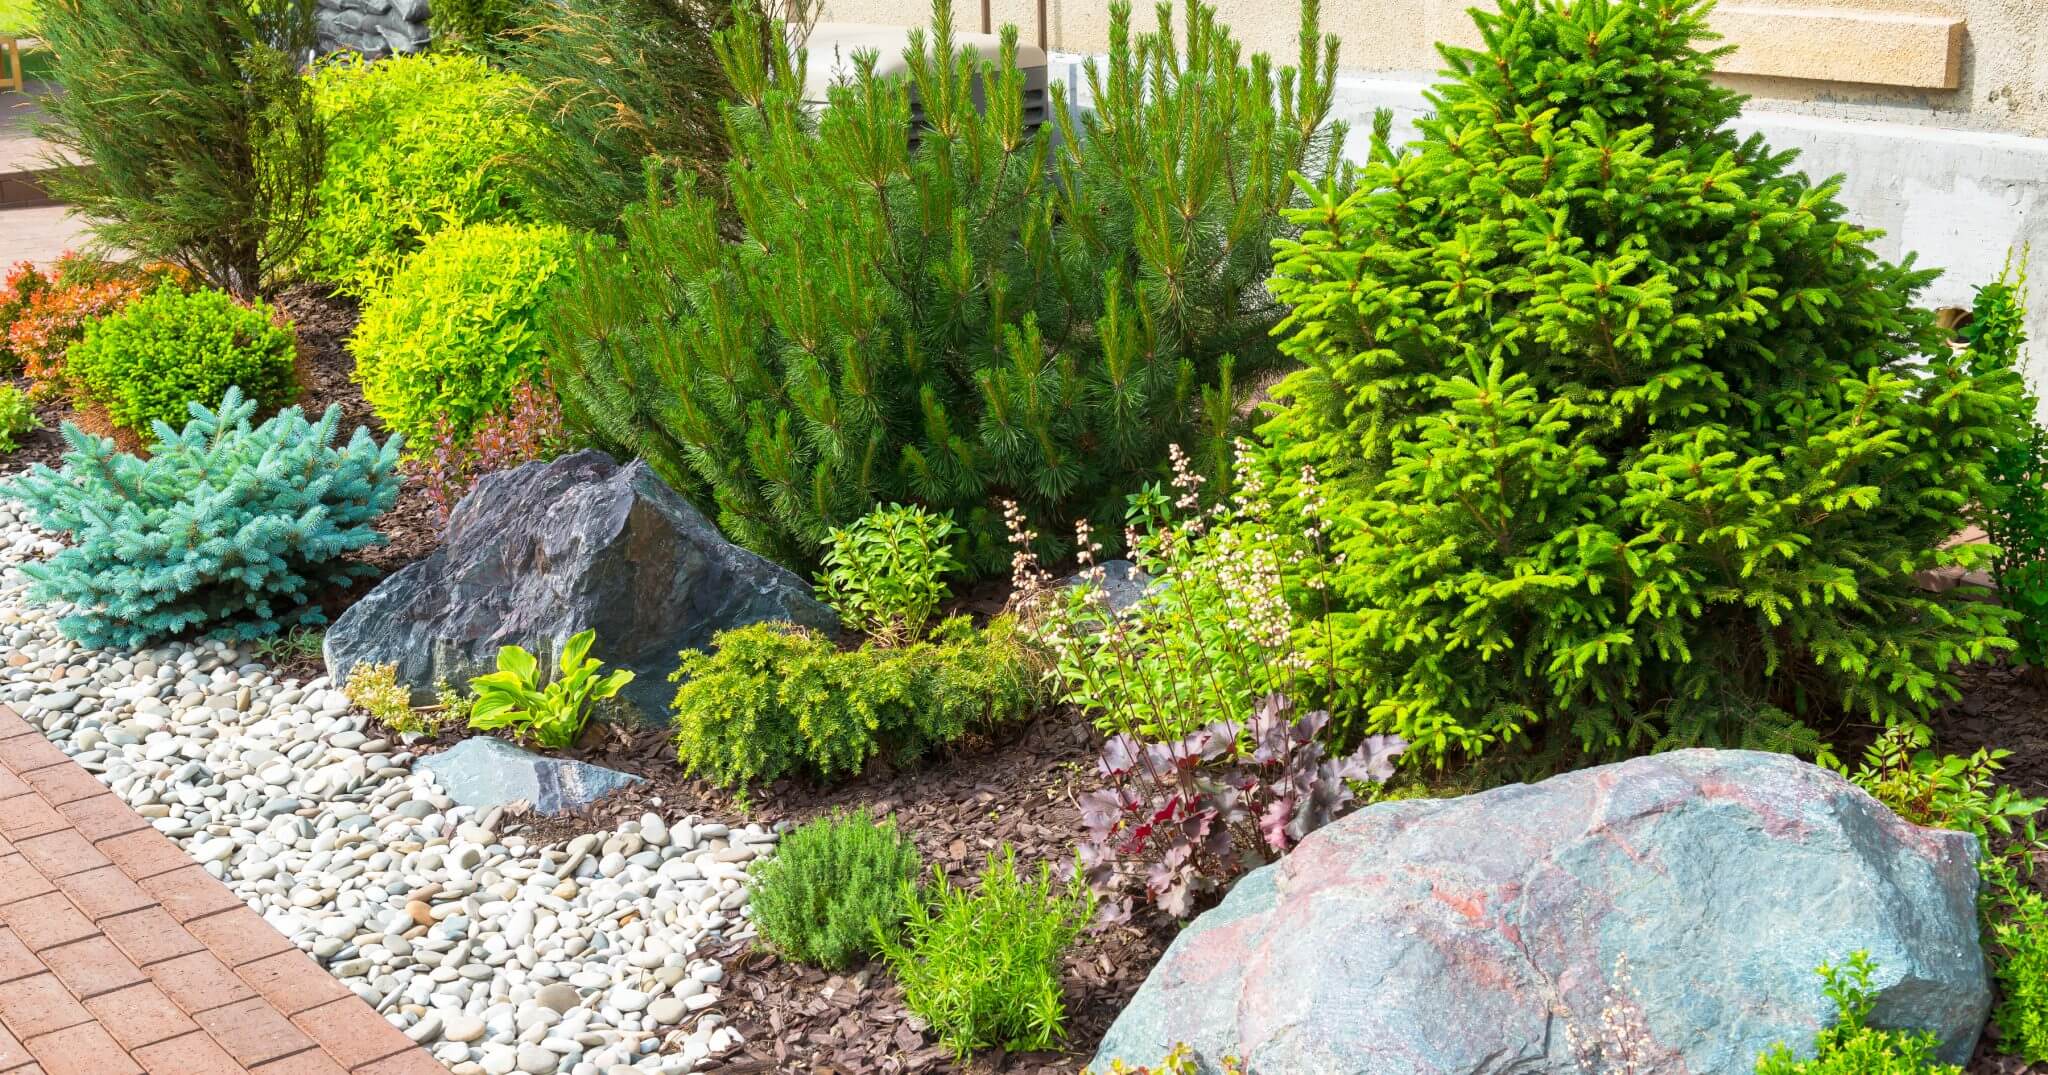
[0,704,443,1075]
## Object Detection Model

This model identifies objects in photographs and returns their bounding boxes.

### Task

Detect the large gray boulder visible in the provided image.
[1092,749,1990,1074]
[325,450,837,722]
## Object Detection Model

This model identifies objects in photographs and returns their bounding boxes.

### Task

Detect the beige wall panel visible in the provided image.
[821,0,2048,137]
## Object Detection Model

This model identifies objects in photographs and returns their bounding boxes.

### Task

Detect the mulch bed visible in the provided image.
[9,284,2048,1073]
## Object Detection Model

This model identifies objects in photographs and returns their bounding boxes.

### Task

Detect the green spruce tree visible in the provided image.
[547,0,1344,572]
[1261,0,2022,762]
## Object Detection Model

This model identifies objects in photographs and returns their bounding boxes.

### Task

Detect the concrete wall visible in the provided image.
[825,0,2048,390]
[824,0,2048,137]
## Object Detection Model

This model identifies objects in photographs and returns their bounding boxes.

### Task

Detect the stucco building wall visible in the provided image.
[820,0,2048,137]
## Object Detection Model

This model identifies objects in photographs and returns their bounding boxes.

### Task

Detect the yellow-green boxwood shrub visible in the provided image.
[67,286,297,437]
[304,52,542,296]
[349,222,579,453]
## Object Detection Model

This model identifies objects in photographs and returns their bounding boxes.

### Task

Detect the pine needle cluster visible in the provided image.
[548,0,1344,573]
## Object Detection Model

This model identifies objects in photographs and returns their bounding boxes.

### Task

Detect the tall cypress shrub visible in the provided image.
[549,0,1344,572]
[35,0,323,299]
[1261,0,2023,762]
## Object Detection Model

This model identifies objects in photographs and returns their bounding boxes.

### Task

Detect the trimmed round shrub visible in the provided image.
[349,222,579,453]
[67,286,297,437]
[304,52,542,296]
[749,810,922,970]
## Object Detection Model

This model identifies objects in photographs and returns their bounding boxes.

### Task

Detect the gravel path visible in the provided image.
[0,500,771,1075]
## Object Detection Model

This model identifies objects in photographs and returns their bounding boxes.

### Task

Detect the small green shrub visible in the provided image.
[1963,260,2048,669]
[305,52,541,296]
[1989,869,2048,1061]
[0,385,37,452]
[0,389,400,648]
[750,810,922,969]
[670,616,1043,788]
[66,286,298,437]
[1753,953,1961,1074]
[1027,441,1332,743]
[350,222,579,453]
[345,661,415,725]
[1843,725,2046,848]
[468,628,634,749]
[880,845,1094,1058]
[817,504,962,645]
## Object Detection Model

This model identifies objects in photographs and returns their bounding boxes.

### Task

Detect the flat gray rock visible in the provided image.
[1093,748,1990,1074]
[418,736,641,816]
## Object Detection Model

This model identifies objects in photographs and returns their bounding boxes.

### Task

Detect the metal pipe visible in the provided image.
[1037,0,1047,50]
[981,0,991,34]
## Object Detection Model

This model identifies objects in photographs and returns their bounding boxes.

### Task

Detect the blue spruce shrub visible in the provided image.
[0,388,401,648]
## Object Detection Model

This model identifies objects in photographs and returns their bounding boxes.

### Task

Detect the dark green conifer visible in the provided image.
[548,0,1344,572]
[1262,0,2022,761]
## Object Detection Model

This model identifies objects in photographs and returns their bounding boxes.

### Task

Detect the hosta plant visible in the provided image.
[817,504,962,645]
[1261,0,2025,762]
[468,628,635,749]
[1079,693,1403,920]
[0,389,400,648]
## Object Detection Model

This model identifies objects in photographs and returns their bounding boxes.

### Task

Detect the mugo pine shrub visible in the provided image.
[1260,0,2025,762]
[549,0,1345,573]
[350,223,580,453]
[0,389,402,649]
[305,53,543,296]
[66,286,298,438]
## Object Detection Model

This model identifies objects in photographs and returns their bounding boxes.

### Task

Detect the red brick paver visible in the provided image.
[0,704,440,1074]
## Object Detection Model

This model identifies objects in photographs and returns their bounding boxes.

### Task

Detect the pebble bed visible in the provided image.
[0,502,771,1075]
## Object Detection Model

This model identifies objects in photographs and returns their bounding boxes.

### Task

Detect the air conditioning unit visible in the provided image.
[800,22,1051,148]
